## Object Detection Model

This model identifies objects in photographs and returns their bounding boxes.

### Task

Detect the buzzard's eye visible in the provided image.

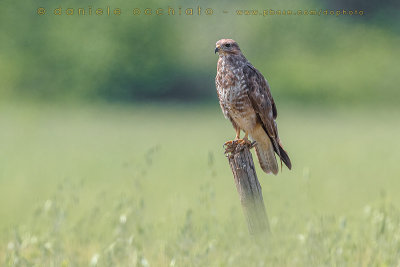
[225,43,231,48]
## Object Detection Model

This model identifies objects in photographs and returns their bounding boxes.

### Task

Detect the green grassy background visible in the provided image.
[1,102,400,265]
[1,0,400,265]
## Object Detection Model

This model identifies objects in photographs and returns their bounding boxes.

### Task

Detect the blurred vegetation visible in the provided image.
[1,103,400,265]
[0,0,399,104]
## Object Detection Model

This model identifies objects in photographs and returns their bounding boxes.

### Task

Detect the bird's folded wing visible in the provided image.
[243,64,281,159]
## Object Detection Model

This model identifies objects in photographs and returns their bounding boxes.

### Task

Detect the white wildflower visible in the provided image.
[363,205,371,216]
[44,241,52,250]
[169,258,176,267]
[141,257,149,267]
[120,214,127,224]
[297,234,305,243]
[90,253,100,266]
[44,200,52,212]
[7,242,14,250]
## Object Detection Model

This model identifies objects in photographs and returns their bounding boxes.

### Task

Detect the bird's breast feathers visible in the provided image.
[216,55,258,130]
[217,82,256,131]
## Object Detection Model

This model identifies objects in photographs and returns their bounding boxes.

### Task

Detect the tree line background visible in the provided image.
[0,0,398,105]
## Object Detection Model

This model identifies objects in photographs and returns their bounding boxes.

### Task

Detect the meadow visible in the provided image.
[1,102,399,266]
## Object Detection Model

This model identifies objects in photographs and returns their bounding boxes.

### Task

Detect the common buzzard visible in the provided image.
[215,39,291,174]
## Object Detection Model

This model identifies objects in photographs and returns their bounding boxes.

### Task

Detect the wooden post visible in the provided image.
[225,141,270,235]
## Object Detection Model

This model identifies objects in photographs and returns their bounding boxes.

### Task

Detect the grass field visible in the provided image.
[1,102,400,266]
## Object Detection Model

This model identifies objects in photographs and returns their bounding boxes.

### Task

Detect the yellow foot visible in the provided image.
[237,138,252,146]
[223,138,256,155]
[223,139,237,147]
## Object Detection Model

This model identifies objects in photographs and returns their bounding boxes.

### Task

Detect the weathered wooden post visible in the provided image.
[225,141,270,235]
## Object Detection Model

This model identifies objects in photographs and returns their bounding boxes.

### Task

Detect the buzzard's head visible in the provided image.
[215,39,241,55]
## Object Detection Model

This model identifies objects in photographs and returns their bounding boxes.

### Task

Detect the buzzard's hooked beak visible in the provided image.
[214,47,219,54]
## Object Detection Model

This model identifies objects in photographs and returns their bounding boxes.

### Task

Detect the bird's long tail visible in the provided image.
[251,125,278,175]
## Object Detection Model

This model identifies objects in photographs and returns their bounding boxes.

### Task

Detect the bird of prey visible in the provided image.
[215,38,291,175]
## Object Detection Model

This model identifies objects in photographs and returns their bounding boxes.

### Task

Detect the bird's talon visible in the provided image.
[237,138,252,146]
[223,140,235,147]
[224,138,255,155]
[224,139,243,155]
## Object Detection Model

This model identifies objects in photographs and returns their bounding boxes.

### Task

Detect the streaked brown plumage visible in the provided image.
[215,39,291,174]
